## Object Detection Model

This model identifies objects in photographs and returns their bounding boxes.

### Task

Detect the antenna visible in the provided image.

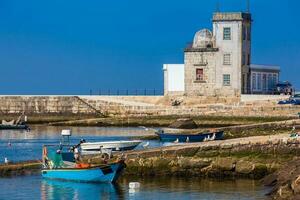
[216,1,220,12]
[246,0,250,13]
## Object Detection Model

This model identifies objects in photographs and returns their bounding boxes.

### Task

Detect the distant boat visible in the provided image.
[155,129,224,143]
[0,124,29,130]
[0,114,30,130]
[80,140,142,153]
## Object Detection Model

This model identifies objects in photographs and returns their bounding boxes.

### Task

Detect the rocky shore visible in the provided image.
[263,158,300,200]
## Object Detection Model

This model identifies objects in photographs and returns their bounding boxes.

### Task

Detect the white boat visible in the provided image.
[80,140,142,153]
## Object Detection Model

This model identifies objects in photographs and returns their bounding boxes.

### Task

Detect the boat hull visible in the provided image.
[80,140,142,152]
[42,162,125,183]
[0,124,29,130]
[156,131,224,142]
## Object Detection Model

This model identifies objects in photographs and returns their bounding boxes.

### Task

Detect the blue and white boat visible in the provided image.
[42,162,125,183]
[41,144,125,183]
[156,129,224,143]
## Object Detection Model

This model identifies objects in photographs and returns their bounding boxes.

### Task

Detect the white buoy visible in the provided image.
[129,182,140,189]
[174,138,179,143]
[4,157,8,164]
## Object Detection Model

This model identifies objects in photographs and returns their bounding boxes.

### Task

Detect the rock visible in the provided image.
[263,173,278,186]
[291,175,300,194]
[168,118,198,129]
[213,157,236,171]
[235,160,254,174]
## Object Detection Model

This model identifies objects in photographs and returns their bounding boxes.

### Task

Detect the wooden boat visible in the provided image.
[155,129,224,142]
[41,145,125,183]
[80,140,142,153]
[42,162,125,183]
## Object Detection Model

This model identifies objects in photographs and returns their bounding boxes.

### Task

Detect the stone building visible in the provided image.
[163,11,280,97]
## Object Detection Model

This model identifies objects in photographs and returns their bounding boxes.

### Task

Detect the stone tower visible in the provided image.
[184,12,252,96]
[213,12,252,94]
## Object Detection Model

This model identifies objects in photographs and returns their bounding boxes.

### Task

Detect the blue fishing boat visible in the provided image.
[41,144,125,183]
[156,129,224,142]
[42,162,125,183]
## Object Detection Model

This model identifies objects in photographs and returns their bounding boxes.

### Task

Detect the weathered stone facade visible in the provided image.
[184,12,252,96]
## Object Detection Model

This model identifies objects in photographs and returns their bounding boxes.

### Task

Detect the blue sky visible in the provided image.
[0,0,299,94]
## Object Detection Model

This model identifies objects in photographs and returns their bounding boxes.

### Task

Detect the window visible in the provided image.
[268,74,273,92]
[223,53,231,65]
[223,74,231,86]
[262,74,267,91]
[252,73,257,90]
[196,68,204,81]
[223,27,231,40]
[257,73,262,90]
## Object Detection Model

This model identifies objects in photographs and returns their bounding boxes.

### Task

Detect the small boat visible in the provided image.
[0,114,30,130]
[0,124,29,130]
[80,140,142,153]
[156,129,224,143]
[41,144,125,183]
[42,162,125,183]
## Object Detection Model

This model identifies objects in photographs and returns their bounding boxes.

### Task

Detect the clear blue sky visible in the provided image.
[0,0,299,94]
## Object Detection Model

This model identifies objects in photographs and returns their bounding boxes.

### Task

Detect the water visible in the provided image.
[0,175,268,200]
[0,126,270,199]
[0,125,160,163]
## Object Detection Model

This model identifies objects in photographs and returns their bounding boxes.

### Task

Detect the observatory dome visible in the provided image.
[192,29,213,48]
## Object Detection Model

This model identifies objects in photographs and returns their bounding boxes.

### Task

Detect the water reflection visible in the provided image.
[0,175,269,200]
[41,179,125,200]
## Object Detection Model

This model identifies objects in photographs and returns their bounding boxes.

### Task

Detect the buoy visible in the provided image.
[129,182,140,189]
[174,138,179,143]
[4,157,8,164]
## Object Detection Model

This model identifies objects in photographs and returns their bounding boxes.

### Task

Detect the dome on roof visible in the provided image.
[193,29,213,48]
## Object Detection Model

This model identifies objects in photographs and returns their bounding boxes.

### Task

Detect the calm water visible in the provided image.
[0,126,269,199]
[0,125,161,163]
[0,175,268,200]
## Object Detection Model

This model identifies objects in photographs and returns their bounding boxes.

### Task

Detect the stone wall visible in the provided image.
[0,95,299,118]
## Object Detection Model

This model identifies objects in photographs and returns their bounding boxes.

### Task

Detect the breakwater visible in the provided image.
[0,160,41,177]
[82,134,299,179]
